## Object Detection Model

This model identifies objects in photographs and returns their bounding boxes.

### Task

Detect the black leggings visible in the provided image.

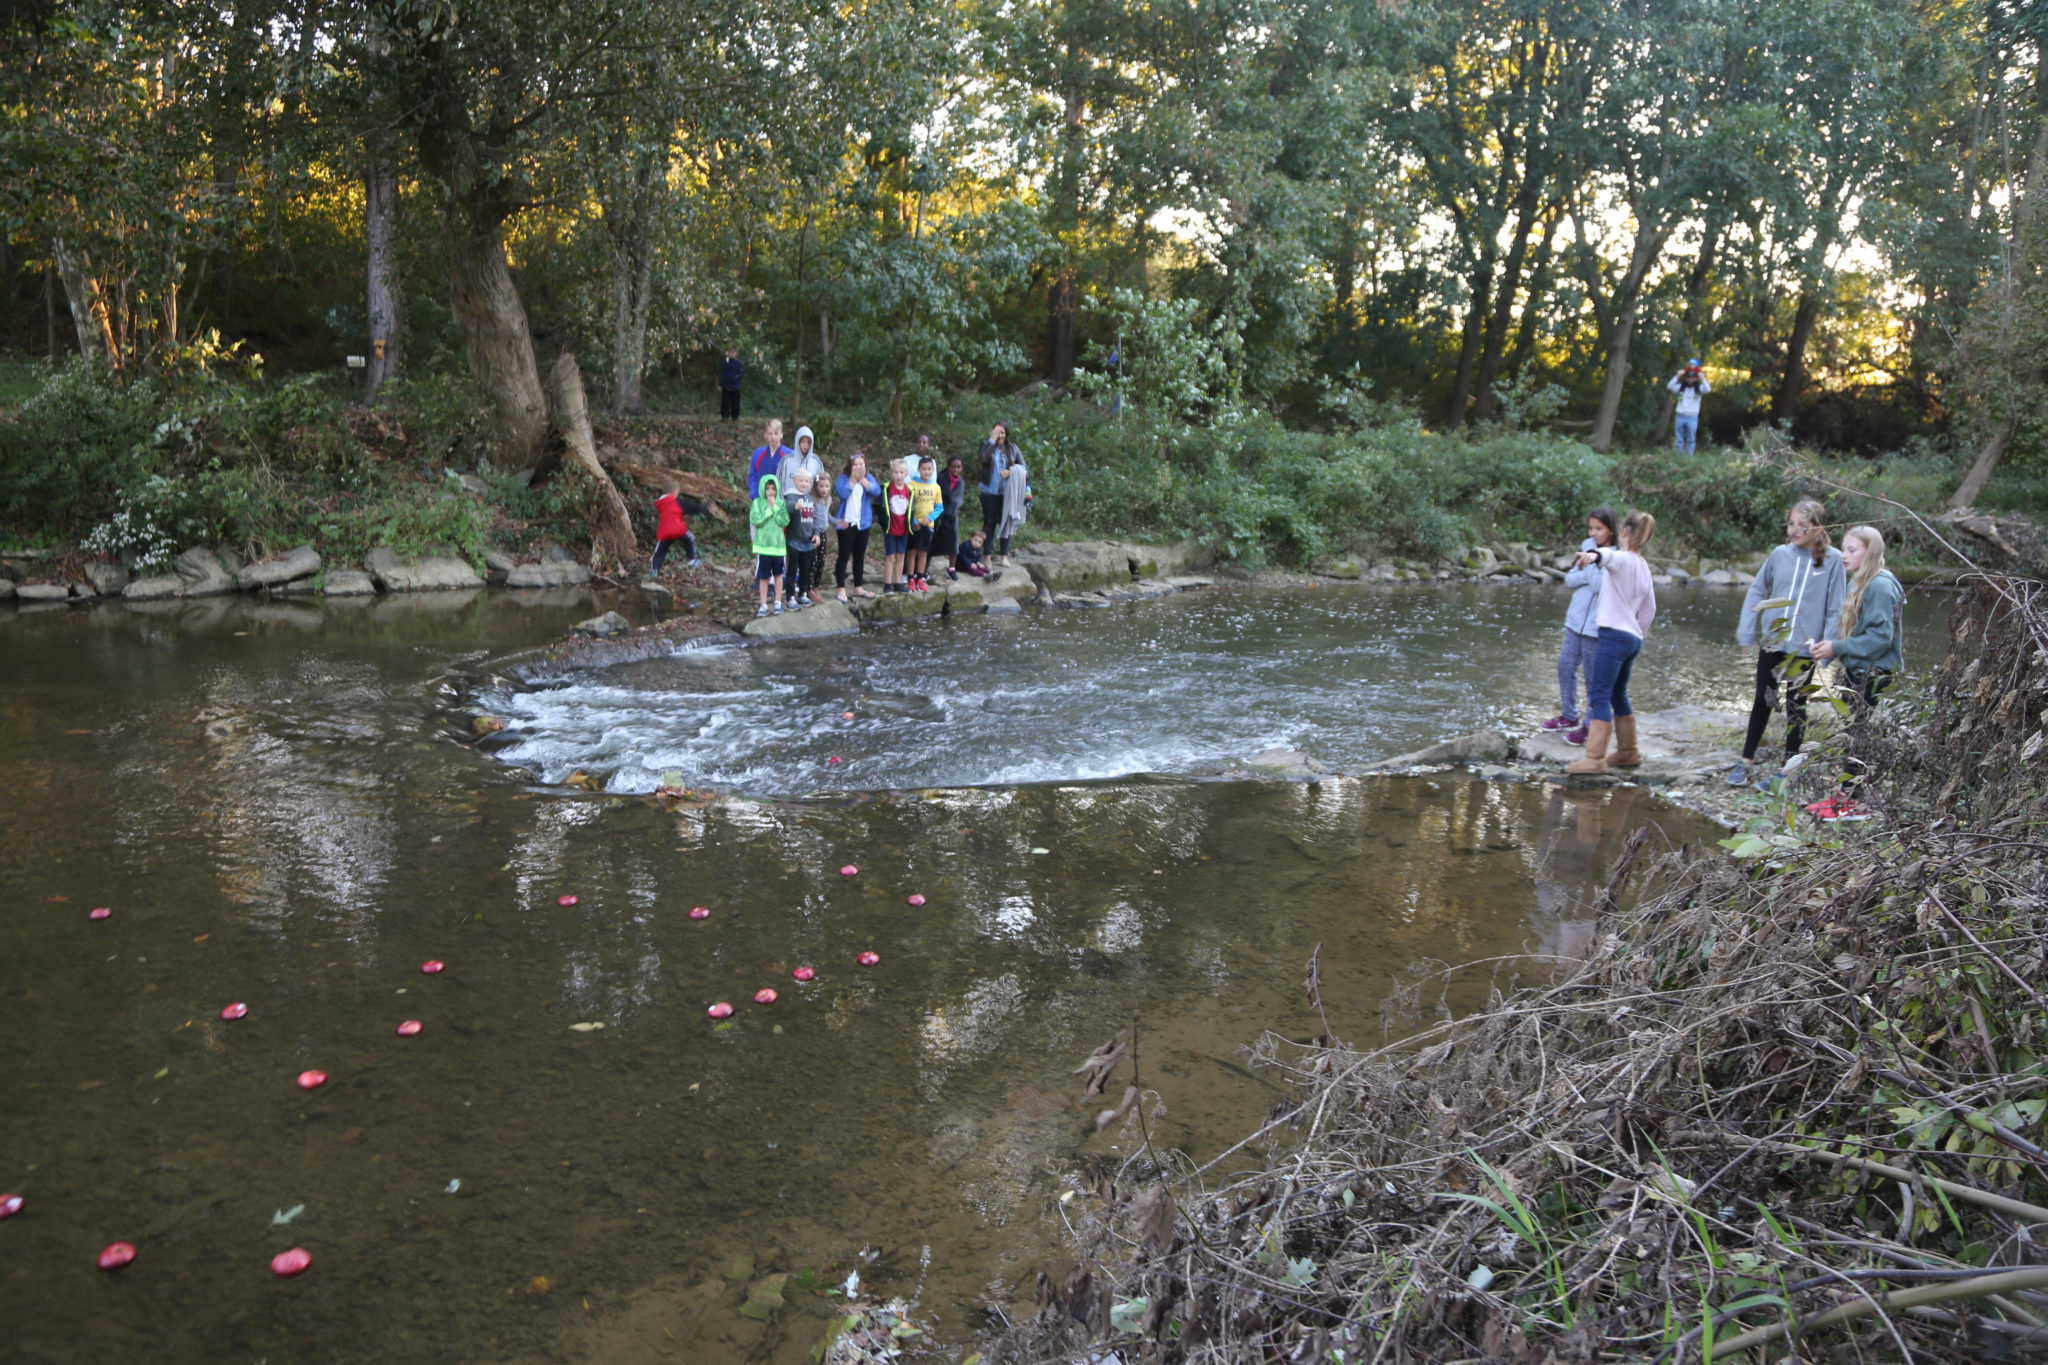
[1842,669,1894,795]
[784,545,819,598]
[719,387,741,420]
[834,527,869,588]
[649,534,696,573]
[1742,650,1817,760]
[980,492,1004,543]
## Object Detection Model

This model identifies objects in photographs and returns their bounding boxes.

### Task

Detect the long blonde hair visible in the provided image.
[1838,525,1888,636]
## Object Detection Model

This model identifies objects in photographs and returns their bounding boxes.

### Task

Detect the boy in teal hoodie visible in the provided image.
[750,475,791,616]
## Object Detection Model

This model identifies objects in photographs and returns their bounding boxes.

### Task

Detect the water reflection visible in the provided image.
[0,595,1722,1365]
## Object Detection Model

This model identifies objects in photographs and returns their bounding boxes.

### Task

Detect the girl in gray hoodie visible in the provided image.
[1729,499,1845,783]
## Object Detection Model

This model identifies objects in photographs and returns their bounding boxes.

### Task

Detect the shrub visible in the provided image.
[0,362,166,527]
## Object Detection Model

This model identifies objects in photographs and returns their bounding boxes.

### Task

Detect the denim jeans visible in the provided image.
[1585,627,1642,724]
[1673,413,1699,455]
[1557,629,1598,721]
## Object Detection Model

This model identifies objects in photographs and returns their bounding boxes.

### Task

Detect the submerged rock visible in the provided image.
[1364,729,1512,770]
[569,610,631,637]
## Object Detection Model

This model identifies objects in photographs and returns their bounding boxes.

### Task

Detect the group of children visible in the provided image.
[1543,496,1904,820]
[649,418,1027,618]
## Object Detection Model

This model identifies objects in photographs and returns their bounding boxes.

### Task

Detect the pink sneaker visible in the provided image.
[1539,715,1579,731]
[1564,725,1589,745]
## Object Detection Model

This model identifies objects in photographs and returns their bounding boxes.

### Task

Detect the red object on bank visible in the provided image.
[97,1242,136,1270]
[420,960,445,974]
[220,1002,248,1020]
[270,1247,313,1277]
[395,1020,423,1037]
[296,1070,327,1090]
[707,1002,733,1019]
[858,951,880,967]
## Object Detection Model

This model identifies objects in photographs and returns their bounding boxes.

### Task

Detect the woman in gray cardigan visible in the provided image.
[1728,499,1845,785]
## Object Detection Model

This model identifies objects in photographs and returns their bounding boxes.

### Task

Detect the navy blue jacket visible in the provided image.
[719,356,744,390]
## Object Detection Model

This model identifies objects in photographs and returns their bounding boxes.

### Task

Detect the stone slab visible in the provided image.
[506,561,592,589]
[365,547,484,592]
[16,583,71,602]
[82,561,130,596]
[323,569,378,596]
[741,600,860,639]
[123,574,183,601]
[238,544,322,590]
[173,547,237,597]
[1363,729,1512,770]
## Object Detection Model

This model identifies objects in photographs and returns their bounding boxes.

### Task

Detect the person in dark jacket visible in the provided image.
[977,422,1019,544]
[935,455,966,578]
[718,348,743,421]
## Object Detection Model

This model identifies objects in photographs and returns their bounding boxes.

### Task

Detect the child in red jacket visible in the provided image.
[649,480,701,575]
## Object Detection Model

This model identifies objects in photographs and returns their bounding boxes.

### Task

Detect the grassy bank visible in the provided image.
[995,578,2048,1363]
[2,359,2043,577]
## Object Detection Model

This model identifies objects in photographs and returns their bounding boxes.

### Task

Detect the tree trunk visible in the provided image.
[1950,422,2013,511]
[1472,189,1545,422]
[364,157,402,401]
[446,200,549,469]
[1505,209,1561,381]
[1588,291,1644,454]
[1588,212,1674,454]
[1045,80,1085,384]
[1947,79,2048,507]
[1772,288,1821,422]
[790,211,811,420]
[547,351,639,572]
[52,235,119,365]
[1445,258,1493,426]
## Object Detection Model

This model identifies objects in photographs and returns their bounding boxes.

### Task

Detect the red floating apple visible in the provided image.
[857,951,880,967]
[420,960,445,975]
[906,894,926,907]
[88,907,111,921]
[296,1070,327,1090]
[841,711,855,720]
[791,966,815,982]
[395,1020,423,1037]
[220,1003,248,1020]
[839,865,859,877]
[96,1242,136,1270]
[706,1001,733,1019]
[270,1247,312,1277]
[826,755,843,766]
[688,906,710,920]
[753,988,778,1005]
[557,895,579,906]
[0,1194,22,1218]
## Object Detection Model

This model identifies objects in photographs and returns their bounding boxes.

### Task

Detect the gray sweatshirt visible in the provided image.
[1737,542,1845,657]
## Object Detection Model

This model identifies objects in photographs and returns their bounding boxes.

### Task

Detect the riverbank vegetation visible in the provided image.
[995,577,2048,1362]
[5,355,2045,580]
[4,0,2045,572]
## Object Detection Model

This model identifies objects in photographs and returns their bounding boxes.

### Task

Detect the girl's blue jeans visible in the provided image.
[1557,629,1597,721]
[1585,627,1642,724]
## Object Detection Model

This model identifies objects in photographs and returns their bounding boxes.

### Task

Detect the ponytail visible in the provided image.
[1790,499,1830,568]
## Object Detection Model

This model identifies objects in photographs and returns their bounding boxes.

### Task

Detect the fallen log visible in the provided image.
[607,461,736,523]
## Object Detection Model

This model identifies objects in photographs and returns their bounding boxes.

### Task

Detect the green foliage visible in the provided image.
[0,362,167,527]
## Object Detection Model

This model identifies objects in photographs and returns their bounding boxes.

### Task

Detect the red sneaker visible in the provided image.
[1803,795,1841,819]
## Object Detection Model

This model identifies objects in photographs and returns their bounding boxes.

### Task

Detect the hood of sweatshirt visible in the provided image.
[793,426,815,456]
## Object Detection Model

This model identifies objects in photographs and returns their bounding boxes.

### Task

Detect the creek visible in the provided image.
[0,583,1946,1362]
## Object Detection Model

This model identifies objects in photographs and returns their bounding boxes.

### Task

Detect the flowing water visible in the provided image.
[0,582,1946,1363]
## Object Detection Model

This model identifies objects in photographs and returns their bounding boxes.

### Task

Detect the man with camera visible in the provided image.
[1667,358,1710,454]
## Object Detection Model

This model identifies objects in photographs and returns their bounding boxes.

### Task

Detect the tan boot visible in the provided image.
[1566,720,1612,774]
[1609,714,1643,768]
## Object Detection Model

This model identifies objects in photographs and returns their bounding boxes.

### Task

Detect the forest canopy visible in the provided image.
[2,0,2045,504]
